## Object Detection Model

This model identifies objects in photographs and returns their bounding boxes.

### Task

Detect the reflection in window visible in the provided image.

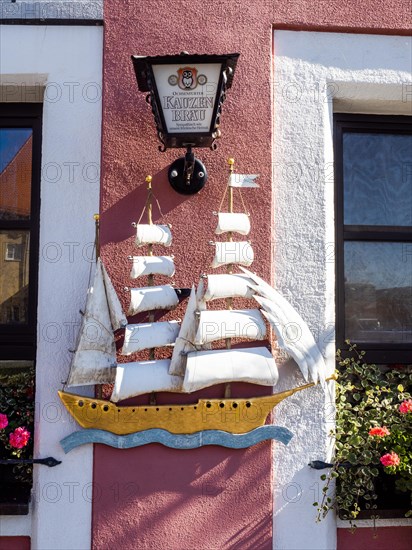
[5,243,23,261]
[0,129,32,221]
[336,115,412,362]
[0,231,30,325]
[343,133,412,227]
[345,242,412,343]
[0,127,33,326]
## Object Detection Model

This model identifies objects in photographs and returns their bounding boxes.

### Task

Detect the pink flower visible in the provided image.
[0,413,8,430]
[9,427,30,449]
[380,452,400,468]
[399,399,412,415]
[369,426,390,437]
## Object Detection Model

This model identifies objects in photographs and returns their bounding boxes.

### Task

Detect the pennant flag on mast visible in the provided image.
[228,174,260,188]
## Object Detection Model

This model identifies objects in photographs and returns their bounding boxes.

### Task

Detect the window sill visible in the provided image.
[337,517,412,528]
[0,510,31,536]
[0,483,31,516]
[338,509,411,521]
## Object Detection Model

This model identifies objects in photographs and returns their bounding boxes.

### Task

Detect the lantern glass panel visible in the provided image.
[152,63,222,134]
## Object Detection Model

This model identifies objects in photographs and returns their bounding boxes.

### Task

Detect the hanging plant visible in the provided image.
[315,343,412,522]
[0,366,35,485]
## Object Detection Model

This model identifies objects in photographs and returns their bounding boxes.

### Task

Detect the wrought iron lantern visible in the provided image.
[131,52,239,194]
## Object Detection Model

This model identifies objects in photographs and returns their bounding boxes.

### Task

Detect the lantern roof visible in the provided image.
[131,53,239,92]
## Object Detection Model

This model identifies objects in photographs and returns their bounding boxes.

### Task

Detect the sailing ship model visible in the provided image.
[59,163,330,447]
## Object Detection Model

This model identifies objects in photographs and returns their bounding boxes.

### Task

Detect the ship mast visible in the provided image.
[94,213,100,260]
[94,213,103,400]
[224,158,235,398]
[145,175,155,358]
[145,175,158,405]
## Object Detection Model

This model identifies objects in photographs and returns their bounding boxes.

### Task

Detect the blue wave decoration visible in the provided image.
[60,426,293,453]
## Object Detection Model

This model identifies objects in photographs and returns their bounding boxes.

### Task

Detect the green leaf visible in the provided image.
[348,453,358,464]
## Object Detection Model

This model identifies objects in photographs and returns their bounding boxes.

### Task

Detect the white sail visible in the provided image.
[195,277,208,312]
[212,241,254,268]
[111,359,184,402]
[194,309,266,345]
[67,259,119,386]
[135,224,172,247]
[101,259,128,330]
[203,274,255,301]
[215,213,250,236]
[240,267,327,387]
[183,347,278,392]
[168,286,198,376]
[121,320,180,355]
[228,173,259,188]
[128,284,179,315]
[130,256,175,278]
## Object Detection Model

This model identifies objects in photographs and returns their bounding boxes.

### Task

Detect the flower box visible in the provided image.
[315,345,412,523]
[0,464,31,515]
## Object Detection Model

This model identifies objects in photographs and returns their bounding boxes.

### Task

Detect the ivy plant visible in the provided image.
[315,343,412,522]
[0,364,35,485]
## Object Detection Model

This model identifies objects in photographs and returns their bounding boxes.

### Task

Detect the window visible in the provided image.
[5,243,23,261]
[0,104,42,514]
[0,104,41,353]
[335,114,412,364]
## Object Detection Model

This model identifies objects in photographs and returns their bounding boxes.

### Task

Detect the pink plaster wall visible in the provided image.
[97,1,412,549]
[0,537,30,550]
[337,526,412,550]
[93,443,273,550]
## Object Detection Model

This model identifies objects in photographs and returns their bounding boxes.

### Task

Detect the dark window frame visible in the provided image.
[0,103,42,360]
[334,113,412,364]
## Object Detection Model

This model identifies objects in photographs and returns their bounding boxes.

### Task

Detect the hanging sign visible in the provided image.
[152,63,222,134]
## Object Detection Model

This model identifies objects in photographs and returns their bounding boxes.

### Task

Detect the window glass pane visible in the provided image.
[0,230,30,324]
[343,133,412,226]
[0,128,32,220]
[345,242,412,343]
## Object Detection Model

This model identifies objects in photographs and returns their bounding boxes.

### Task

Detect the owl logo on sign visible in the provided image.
[178,67,197,90]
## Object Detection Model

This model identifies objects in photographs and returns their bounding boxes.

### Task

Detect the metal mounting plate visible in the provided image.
[168,157,207,195]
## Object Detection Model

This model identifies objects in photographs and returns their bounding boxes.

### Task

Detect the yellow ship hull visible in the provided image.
[58,381,317,435]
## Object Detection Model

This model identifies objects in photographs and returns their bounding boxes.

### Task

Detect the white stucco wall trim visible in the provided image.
[272,30,412,550]
[0,513,31,536]
[0,25,103,549]
[337,517,412,528]
[0,1,103,20]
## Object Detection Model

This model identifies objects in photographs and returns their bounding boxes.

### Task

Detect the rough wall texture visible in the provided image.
[271,30,411,550]
[338,526,412,550]
[0,537,30,550]
[0,25,103,550]
[99,1,411,549]
[93,443,273,550]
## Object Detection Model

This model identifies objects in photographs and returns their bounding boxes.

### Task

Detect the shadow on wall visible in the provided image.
[92,442,273,550]
[100,166,190,245]
[337,526,412,550]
